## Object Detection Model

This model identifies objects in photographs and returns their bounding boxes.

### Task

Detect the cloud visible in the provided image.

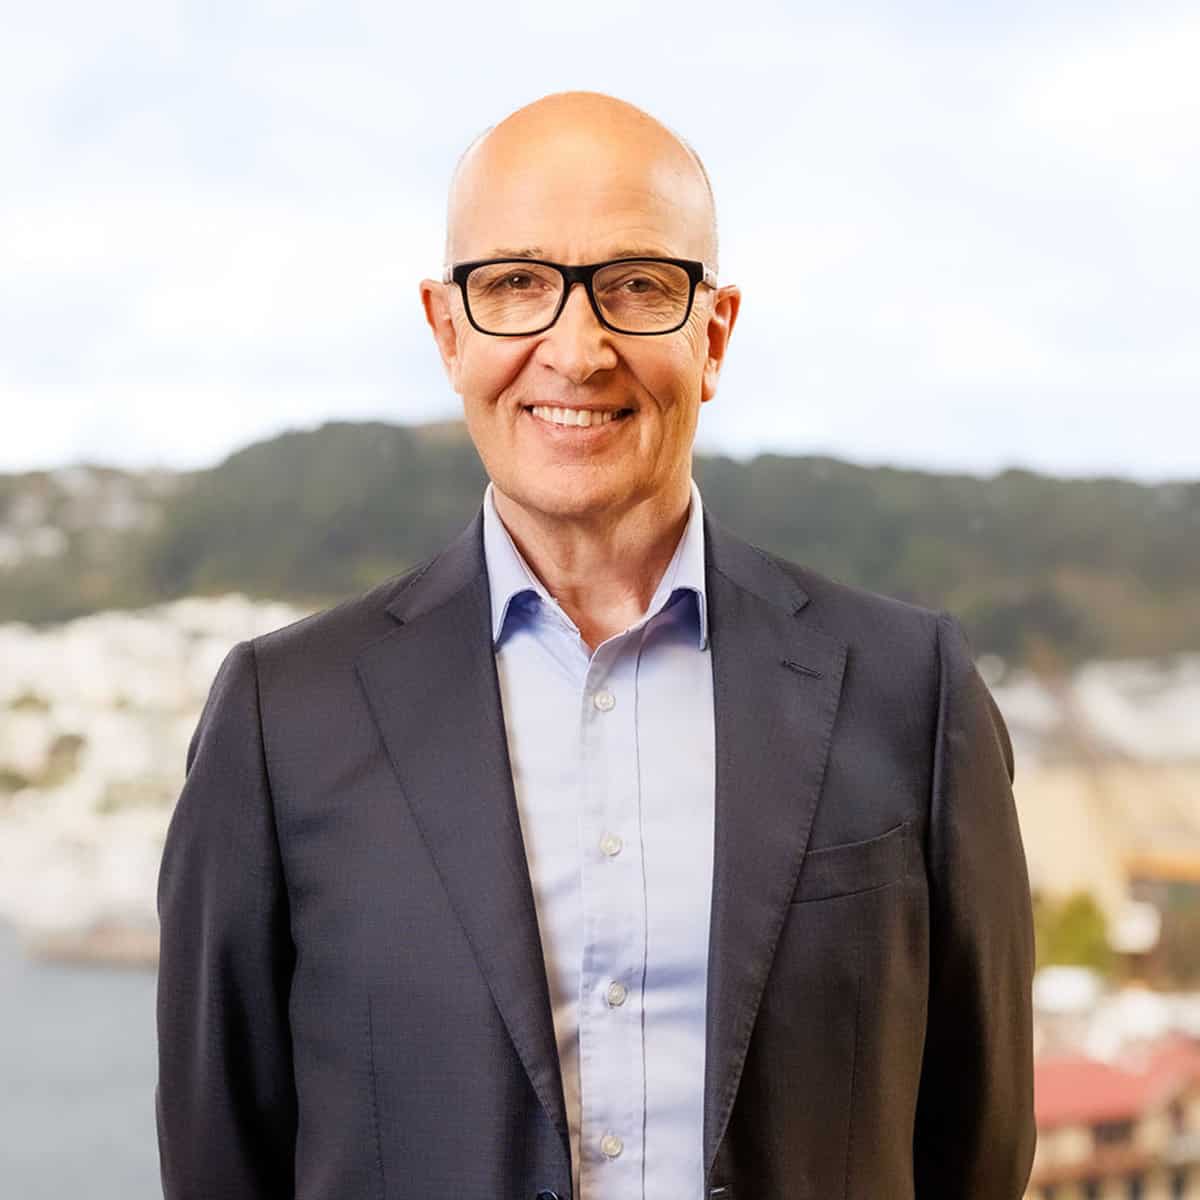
[2,2,1196,481]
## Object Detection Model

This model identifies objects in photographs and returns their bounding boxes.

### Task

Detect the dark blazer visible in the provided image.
[155,500,1037,1199]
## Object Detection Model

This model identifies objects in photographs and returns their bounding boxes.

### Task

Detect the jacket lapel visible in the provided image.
[354,512,572,1160]
[353,502,848,1191]
[700,513,848,1181]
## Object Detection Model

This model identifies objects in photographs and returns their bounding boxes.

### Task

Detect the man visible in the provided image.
[156,90,1037,1199]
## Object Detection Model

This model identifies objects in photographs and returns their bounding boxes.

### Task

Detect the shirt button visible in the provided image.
[606,980,627,1006]
[600,1133,623,1158]
[592,688,615,712]
[599,832,623,856]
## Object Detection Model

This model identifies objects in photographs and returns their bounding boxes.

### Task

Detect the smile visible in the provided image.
[525,405,635,429]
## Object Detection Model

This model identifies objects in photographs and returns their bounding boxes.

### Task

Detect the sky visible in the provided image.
[3,1,1198,482]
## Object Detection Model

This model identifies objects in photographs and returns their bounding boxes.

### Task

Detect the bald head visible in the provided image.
[442,91,719,274]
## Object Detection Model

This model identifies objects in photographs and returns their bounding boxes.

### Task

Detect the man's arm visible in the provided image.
[156,639,298,1198]
[912,611,1037,1198]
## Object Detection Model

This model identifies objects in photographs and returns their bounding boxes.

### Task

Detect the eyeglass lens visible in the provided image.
[465,261,692,334]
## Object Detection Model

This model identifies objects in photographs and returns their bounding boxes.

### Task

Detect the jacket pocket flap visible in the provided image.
[791,817,912,903]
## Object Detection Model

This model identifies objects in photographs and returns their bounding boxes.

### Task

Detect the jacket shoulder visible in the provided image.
[754,544,944,652]
[249,555,437,685]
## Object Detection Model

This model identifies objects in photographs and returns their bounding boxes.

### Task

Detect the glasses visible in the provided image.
[442,256,718,336]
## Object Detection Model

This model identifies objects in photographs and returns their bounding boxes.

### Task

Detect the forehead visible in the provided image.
[450,132,712,263]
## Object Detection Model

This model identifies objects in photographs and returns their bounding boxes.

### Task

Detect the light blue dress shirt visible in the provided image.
[482,477,717,1200]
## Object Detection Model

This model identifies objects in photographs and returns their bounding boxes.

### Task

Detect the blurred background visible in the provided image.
[2,2,1198,1197]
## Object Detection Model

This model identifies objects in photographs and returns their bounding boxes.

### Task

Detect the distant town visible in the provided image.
[2,453,1199,1196]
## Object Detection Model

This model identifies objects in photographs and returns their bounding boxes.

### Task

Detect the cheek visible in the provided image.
[458,337,530,402]
[636,346,703,413]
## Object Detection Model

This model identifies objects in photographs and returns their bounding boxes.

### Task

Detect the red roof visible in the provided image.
[1133,1032,1200,1107]
[1035,1034,1200,1129]
[1036,1057,1145,1127]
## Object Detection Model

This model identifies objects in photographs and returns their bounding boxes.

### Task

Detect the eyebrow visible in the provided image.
[486,246,546,258]
[483,246,676,261]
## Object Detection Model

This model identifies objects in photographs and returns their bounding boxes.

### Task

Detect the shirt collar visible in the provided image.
[482,477,710,652]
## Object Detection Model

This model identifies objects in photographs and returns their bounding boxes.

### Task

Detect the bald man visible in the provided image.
[156,92,1037,1199]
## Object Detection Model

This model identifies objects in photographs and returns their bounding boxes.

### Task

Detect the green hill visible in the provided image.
[2,419,1197,665]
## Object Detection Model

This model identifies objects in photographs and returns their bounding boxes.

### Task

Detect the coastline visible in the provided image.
[17,919,159,970]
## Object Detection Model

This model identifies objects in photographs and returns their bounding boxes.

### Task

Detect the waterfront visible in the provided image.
[0,919,160,1197]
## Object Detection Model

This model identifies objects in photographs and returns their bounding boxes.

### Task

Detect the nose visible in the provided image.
[537,281,618,383]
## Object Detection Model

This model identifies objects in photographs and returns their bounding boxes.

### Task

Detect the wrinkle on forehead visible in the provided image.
[443,91,719,271]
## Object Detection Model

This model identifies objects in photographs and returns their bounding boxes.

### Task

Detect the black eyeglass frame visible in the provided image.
[441,256,719,337]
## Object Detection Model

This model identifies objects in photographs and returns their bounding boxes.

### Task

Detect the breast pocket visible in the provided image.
[790,817,913,903]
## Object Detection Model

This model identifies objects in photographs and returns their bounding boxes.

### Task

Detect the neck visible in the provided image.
[491,474,693,652]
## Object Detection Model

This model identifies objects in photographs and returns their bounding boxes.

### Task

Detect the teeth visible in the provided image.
[529,405,623,428]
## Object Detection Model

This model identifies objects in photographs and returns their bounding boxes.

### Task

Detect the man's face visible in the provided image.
[420,112,739,526]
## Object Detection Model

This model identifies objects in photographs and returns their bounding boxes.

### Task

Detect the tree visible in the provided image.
[1033,889,1114,976]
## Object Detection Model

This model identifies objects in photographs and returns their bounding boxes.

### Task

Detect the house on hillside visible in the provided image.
[1123,849,1200,989]
[1026,1035,1200,1199]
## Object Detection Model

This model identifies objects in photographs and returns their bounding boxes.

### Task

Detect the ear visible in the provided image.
[700,284,741,404]
[419,279,462,391]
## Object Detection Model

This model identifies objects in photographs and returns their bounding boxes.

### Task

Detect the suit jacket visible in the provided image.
[155,500,1037,1200]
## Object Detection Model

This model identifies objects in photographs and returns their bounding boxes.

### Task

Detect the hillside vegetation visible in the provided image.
[2,419,1197,665]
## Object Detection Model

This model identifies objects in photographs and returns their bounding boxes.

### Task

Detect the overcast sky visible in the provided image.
[4,1,1197,482]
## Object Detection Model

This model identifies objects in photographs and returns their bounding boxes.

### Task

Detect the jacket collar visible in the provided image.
[383,485,805,630]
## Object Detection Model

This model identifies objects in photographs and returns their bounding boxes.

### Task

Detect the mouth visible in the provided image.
[522,404,636,432]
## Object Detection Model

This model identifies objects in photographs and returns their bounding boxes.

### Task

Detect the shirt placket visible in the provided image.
[577,630,646,1199]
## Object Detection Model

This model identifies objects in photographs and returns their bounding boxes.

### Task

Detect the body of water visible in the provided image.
[0,919,160,1197]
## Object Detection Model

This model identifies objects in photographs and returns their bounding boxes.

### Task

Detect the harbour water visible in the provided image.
[0,919,160,1197]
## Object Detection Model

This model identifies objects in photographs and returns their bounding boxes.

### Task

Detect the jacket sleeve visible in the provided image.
[156,638,298,1198]
[912,611,1037,1198]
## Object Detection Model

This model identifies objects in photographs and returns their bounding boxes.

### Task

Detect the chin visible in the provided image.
[505,475,629,517]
